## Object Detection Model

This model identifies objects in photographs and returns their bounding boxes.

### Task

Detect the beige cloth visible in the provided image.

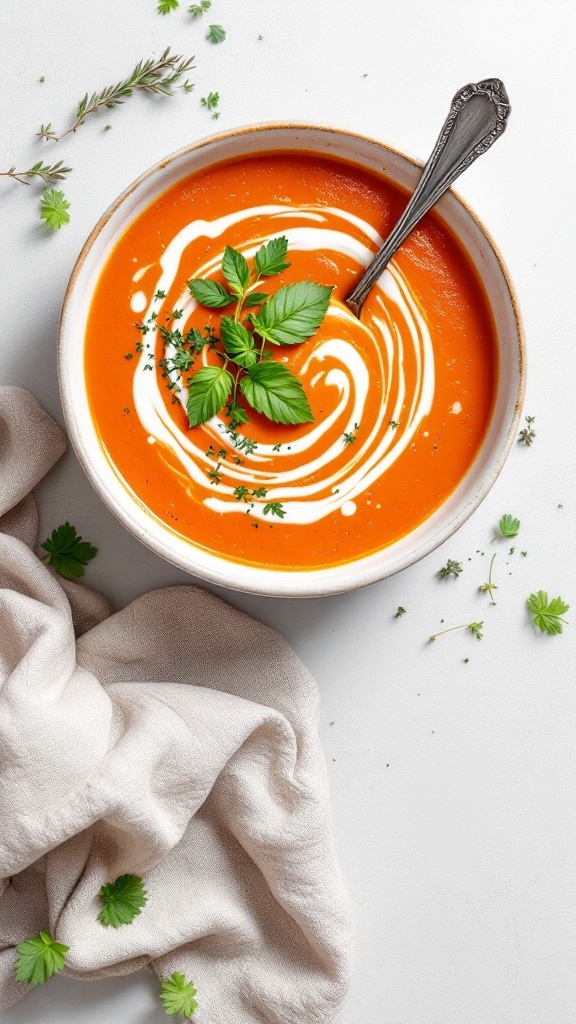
[0,387,354,1022]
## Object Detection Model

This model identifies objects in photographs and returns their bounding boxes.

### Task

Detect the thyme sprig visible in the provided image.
[37,48,194,142]
[0,160,72,186]
[429,621,484,642]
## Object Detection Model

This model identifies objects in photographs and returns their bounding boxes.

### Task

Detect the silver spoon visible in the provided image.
[345,78,511,317]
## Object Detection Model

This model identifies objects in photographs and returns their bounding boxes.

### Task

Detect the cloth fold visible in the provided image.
[0,387,354,1022]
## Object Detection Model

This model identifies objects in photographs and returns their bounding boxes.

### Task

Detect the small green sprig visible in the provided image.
[395,606,406,618]
[39,188,70,230]
[0,160,72,186]
[37,48,194,141]
[158,0,179,12]
[438,559,463,578]
[518,414,536,446]
[160,972,198,1017]
[185,237,331,430]
[343,423,359,446]
[527,591,569,635]
[41,521,96,575]
[429,621,484,642]
[15,932,69,987]
[189,0,211,14]
[478,552,498,602]
[200,91,220,117]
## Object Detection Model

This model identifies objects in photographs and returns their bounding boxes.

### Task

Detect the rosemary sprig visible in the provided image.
[37,48,195,142]
[0,160,72,186]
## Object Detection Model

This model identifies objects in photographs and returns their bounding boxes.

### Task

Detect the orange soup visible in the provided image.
[85,153,496,570]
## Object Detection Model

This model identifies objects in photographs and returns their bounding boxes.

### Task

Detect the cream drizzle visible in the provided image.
[131,204,435,524]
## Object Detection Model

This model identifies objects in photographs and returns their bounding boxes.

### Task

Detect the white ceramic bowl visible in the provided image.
[59,123,525,597]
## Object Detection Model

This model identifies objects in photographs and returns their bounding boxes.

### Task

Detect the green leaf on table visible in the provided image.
[251,282,332,345]
[15,931,69,987]
[241,361,313,424]
[188,278,234,308]
[98,874,148,928]
[41,522,97,579]
[40,188,70,230]
[497,514,520,539]
[160,972,199,1016]
[158,0,179,12]
[186,366,233,426]
[220,316,256,368]
[221,246,249,297]
[527,591,569,635]
[207,23,226,43]
[254,236,290,277]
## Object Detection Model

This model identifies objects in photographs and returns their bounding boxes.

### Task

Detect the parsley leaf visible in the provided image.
[207,23,226,43]
[263,502,286,518]
[222,245,250,297]
[41,522,97,579]
[158,0,179,12]
[527,591,569,635]
[186,366,233,426]
[40,188,70,230]
[189,0,211,14]
[160,972,199,1016]
[188,278,234,308]
[241,361,313,424]
[15,931,69,987]
[200,90,219,111]
[254,236,290,277]
[497,514,520,539]
[252,282,332,346]
[220,317,257,368]
[98,874,148,928]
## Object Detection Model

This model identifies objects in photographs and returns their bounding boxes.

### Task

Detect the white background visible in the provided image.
[1,1,575,1022]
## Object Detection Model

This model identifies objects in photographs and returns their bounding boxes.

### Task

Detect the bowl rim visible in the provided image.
[58,120,526,598]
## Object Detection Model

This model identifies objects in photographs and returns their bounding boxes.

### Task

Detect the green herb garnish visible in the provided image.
[186,237,331,429]
[189,0,211,14]
[343,423,359,446]
[207,23,226,43]
[263,502,285,518]
[15,931,69,987]
[478,552,498,602]
[438,559,463,578]
[0,160,72,187]
[39,188,70,229]
[200,91,220,117]
[37,49,194,141]
[41,521,97,578]
[527,591,569,635]
[160,972,198,1017]
[518,415,536,446]
[98,874,148,928]
[158,0,179,12]
[395,606,406,618]
[429,621,484,642]
[495,514,520,540]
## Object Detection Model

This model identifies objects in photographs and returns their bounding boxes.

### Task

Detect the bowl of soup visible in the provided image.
[58,123,524,597]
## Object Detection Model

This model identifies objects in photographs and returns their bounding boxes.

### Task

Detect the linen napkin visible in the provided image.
[0,386,354,1022]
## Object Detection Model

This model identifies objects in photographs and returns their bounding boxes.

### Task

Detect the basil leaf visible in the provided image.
[186,366,233,426]
[252,282,332,345]
[254,236,290,277]
[188,279,234,308]
[221,246,250,296]
[243,291,270,308]
[220,316,257,369]
[240,361,313,424]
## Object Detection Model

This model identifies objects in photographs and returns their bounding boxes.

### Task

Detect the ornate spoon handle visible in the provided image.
[345,79,511,317]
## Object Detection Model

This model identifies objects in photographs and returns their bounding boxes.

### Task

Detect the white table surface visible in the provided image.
[1,1,575,1022]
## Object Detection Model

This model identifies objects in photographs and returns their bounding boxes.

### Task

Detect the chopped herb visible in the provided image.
[200,91,220,113]
[395,606,406,618]
[39,188,70,229]
[41,522,97,579]
[478,552,498,602]
[15,932,69,987]
[521,551,527,557]
[158,0,179,12]
[207,464,222,485]
[429,621,484,642]
[527,591,569,635]
[251,487,268,498]
[207,23,226,43]
[155,289,166,300]
[518,414,536,446]
[273,442,281,451]
[263,502,285,518]
[463,657,469,664]
[233,485,250,502]
[495,514,520,540]
[189,0,211,14]
[438,559,463,578]
[39,76,46,83]
[217,447,227,459]
[98,874,148,928]
[159,972,198,1017]
[205,445,215,457]
[343,423,359,446]
[389,420,399,429]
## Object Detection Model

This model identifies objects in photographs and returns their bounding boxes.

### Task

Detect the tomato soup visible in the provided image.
[85,153,496,571]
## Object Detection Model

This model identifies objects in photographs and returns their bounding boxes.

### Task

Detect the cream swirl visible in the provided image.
[131,205,435,524]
